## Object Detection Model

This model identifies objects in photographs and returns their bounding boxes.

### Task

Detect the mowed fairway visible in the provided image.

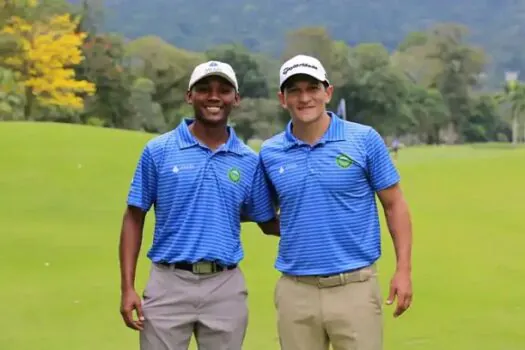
[1,121,524,350]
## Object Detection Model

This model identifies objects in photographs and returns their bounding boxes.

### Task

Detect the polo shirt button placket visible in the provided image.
[306,147,317,175]
[204,151,215,181]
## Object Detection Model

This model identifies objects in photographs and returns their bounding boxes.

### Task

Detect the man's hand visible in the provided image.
[257,217,280,236]
[120,288,145,331]
[377,184,413,318]
[386,269,412,318]
[119,206,146,330]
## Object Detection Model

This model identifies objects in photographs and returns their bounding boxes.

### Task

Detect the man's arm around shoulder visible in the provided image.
[242,151,281,236]
[119,205,146,331]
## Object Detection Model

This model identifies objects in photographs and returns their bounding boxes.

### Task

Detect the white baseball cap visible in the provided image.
[279,54,329,90]
[188,60,239,91]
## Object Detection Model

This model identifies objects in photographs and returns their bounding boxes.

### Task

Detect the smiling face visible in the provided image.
[278,74,333,125]
[186,76,240,126]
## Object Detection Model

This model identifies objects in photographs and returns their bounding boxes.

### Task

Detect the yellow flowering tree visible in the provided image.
[1,6,95,118]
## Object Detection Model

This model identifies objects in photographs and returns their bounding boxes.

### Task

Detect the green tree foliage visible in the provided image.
[404,86,449,144]
[206,44,269,99]
[332,43,411,136]
[100,0,525,88]
[230,98,281,141]
[496,82,525,144]
[1,0,518,145]
[0,66,24,120]
[76,33,134,128]
[125,36,204,128]
[130,77,165,132]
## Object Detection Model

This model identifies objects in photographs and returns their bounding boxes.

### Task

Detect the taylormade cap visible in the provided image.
[279,54,329,90]
[188,60,239,91]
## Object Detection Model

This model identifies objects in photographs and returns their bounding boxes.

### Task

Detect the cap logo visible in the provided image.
[282,62,318,75]
[204,61,222,74]
[205,67,222,74]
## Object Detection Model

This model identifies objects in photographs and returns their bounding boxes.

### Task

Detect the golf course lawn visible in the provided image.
[1,121,524,350]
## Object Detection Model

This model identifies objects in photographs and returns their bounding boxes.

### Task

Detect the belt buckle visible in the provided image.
[317,273,346,288]
[192,261,214,274]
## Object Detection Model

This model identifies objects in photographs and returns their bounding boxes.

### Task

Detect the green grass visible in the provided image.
[1,121,524,350]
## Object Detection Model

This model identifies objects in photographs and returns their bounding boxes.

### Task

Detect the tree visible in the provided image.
[423,23,487,143]
[125,36,204,128]
[335,43,411,135]
[391,23,488,143]
[206,44,269,99]
[397,31,428,52]
[130,77,165,132]
[0,8,95,118]
[74,0,104,36]
[76,33,134,128]
[282,27,348,88]
[230,98,282,141]
[464,93,506,143]
[496,81,525,144]
[0,66,24,120]
[404,85,449,144]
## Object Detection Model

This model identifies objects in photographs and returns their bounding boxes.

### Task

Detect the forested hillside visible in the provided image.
[3,0,525,146]
[98,0,525,84]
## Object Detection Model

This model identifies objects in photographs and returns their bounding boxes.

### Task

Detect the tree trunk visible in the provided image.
[522,117,525,143]
[511,110,518,145]
[24,86,33,120]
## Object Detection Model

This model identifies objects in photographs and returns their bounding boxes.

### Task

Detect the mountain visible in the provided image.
[95,0,525,83]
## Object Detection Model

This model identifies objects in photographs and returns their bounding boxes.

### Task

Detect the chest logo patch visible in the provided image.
[336,154,353,168]
[228,168,241,183]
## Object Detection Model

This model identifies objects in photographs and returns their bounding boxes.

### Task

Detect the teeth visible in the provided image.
[206,107,220,113]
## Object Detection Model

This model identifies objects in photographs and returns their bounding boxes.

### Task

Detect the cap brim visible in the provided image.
[280,71,329,89]
[189,72,238,91]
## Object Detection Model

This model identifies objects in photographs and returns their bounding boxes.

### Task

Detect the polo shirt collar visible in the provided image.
[176,118,246,155]
[283,111,346,149]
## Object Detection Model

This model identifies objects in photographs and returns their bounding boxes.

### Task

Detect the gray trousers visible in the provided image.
[140,263,248,350]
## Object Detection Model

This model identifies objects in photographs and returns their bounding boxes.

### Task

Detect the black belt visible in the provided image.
[157,261,237,274]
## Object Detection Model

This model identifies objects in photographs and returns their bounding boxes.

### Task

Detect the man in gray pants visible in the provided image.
[118,60,279,350]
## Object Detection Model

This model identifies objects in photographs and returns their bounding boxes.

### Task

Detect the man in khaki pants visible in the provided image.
[260,55,414,350]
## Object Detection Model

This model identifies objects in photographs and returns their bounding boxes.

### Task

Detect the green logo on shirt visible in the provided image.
[336,154,353,168]
[228,168,241,183]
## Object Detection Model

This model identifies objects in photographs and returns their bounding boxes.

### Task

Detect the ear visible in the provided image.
[185,90,192,104]
[325,85,334,104]
[278,91,288,109]
[233,92,241,107]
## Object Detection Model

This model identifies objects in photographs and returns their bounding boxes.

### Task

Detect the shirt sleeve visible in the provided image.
[242,158,277,223]
[365,128,400,191]
[127,145,157,212]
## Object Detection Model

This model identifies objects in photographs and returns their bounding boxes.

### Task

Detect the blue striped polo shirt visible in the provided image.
[260,112,400,276]
[127,119,276,266]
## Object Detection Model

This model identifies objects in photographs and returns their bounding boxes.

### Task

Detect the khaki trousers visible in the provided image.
[274,264,383,350]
